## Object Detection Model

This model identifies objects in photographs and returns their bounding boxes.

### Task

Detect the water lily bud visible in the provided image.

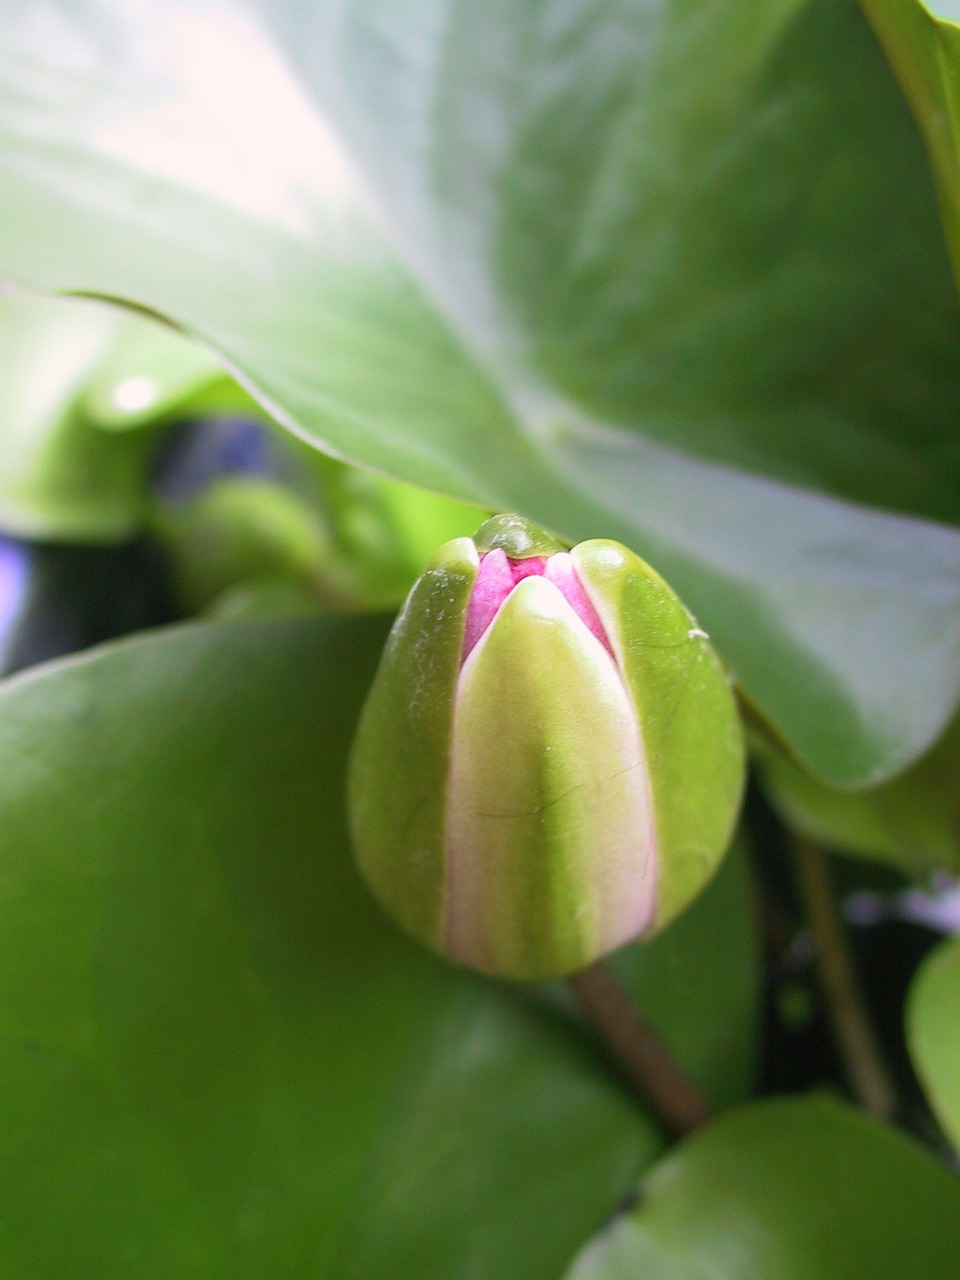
[349,515,744,980]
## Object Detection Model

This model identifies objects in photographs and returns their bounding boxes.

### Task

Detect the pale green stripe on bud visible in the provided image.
[444,575,658,979]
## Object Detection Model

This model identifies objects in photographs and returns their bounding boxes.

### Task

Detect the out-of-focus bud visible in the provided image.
[348,515,744,980]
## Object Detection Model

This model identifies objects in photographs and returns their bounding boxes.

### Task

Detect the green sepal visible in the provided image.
[348,537,479,952]
[573,540,745,928]
[473,514,568,559]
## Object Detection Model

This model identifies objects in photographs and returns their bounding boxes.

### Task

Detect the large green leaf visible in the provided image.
[0,614,756,1279]
[1,2,959,785]
[281,0,960,525]
[907,937,960,1149]
[564,1097,960,1280]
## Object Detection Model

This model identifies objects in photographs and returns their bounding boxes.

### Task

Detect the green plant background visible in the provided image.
[0,0,959,1274]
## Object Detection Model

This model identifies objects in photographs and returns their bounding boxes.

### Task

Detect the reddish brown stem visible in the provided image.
[569,961,710,1138]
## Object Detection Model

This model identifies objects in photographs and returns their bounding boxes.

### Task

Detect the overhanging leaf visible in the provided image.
[0,614,756,1278]
[0,0,958,783]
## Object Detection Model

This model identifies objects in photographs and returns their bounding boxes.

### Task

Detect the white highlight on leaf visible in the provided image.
[111,375,156,413]
[9,1,357,235]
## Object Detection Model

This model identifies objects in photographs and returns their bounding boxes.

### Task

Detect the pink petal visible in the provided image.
[544,553,616,660]
[509,556,547,583]
[462,548,515,660]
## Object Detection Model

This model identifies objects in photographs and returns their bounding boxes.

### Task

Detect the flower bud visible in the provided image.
[348,515,744,980]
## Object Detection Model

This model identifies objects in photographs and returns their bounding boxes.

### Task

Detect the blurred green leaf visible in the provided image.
[755,711,960,877]
[908,937,960,1149]
[0,615,756,1279]
[158,477,333,612]
[0,2,959,783]
[203,576,324,621]
[564,1096,960,1279]
[296,453,487,610]
[157,456,487,616]
[0,290,237,540]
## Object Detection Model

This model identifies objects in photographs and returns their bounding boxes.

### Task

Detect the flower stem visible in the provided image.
[791,835,898,1119]
[569,961,710,1138]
